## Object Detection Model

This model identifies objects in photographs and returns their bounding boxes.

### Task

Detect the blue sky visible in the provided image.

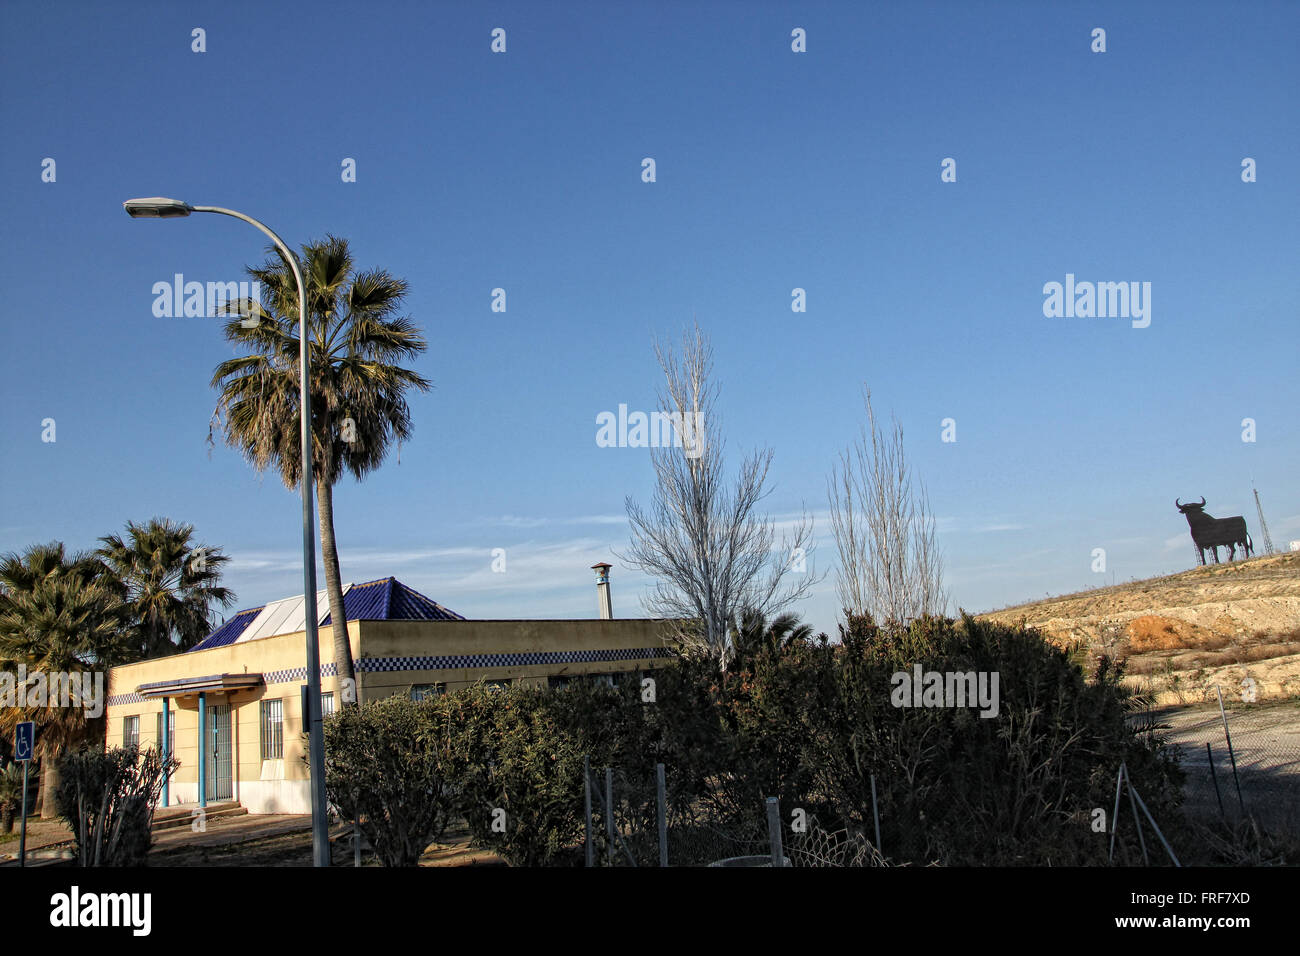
[2,0,1296,638]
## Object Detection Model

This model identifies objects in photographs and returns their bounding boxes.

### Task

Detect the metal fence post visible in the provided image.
[1108,763,1124,861]
[1206,742,1225,822]
[656,762,668,867]
[605,767,615,867]
[1216,685,1245,815]
[1128,781,1182,867]
[583,756,593,867]
[1122,763,1149,865]
[869,773,882,854]
[765,796,783,868]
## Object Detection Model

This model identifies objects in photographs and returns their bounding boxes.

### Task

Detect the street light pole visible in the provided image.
[124,198,332,866]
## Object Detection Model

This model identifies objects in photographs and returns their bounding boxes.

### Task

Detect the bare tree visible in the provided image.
[828,387,947,626]
[619,325,818,670]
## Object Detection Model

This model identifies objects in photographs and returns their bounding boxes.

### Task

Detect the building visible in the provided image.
[103,569,672,814]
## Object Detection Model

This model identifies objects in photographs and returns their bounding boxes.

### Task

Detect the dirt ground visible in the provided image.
[146,818,503,866]
[0,817,75,860]
[1,810,502,866]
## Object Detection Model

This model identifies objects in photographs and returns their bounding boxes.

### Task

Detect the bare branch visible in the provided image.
[618,324,820,670]
[827,387,947,627]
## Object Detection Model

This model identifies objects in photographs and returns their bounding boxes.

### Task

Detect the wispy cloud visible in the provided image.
[935,515,1026,535]
[478,514,629,529]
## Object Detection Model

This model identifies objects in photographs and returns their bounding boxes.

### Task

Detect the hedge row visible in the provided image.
[323,615,1185,866]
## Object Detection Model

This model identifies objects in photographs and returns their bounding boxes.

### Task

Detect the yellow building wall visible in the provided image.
[105,622,360,812]
[104,618,676,815]
[356,618,674,699]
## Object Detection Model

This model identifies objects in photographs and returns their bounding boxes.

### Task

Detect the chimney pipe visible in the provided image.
[591,563,613,620]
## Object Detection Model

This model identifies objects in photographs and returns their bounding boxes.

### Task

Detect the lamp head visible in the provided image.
[123,197,193,219]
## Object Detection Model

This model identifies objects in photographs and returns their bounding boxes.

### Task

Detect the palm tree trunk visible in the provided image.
[40,751,60,819]
[316,478,357,702]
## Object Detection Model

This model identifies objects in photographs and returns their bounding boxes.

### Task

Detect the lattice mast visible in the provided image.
[1253,486,1275,555]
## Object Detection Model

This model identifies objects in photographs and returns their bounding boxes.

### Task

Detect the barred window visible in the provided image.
[123,715,139,750]
[260,699,284,760]
[410,683,445,702]
[155,711,175,754]
[320,692,335,717]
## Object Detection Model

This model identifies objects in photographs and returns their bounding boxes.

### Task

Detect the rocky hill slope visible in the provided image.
[978,552,1300,704]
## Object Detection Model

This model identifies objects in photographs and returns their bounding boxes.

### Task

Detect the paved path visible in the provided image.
[150,812,312,851]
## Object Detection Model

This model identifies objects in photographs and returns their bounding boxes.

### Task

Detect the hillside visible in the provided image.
[978,552,1300,704]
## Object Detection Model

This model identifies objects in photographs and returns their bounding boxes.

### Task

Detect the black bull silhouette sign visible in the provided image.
[1176,497,1253,565]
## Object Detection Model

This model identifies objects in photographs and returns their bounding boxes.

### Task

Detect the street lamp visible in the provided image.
[124,197,332,867]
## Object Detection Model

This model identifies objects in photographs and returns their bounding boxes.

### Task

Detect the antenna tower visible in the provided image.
[1253,486,1275,555]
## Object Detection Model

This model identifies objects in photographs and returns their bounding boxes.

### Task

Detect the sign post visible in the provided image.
[15,722,35,868]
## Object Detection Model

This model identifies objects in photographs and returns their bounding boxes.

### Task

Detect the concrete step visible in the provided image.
[153,802,247,831]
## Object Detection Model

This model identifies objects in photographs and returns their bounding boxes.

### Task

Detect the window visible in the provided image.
[260,699,284,760]
[155,711,175,755]
[410,683,445,702]
[548,675,573,691]
[320,692,335,717]
[123,715,139,750]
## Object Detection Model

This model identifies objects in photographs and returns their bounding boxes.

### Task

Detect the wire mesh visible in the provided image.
[1161,703,1300,832]
[787,817,887,867]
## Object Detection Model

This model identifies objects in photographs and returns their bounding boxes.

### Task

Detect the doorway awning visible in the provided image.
[136,673,264,700]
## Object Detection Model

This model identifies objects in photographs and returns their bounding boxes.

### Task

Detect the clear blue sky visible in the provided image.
[2,0,1296,638]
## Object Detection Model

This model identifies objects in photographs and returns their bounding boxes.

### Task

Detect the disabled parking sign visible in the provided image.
[14,721,34,761]
[14,721,35,868]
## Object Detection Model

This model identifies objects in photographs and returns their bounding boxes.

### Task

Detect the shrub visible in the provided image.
[55,745,176,866]
[322,694,455,866]
[436,683,592,866]
[321,613,1187,867]
[433,668,727,866]
[542,662,730,863]
[724,613,1186,865]
[0,761,37,834]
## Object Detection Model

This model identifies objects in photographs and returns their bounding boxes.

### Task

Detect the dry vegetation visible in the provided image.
[979,552,1300,705]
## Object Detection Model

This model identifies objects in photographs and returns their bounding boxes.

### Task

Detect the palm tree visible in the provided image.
[97,517,235,657]
[728,606,814,669]
[209,235,431,697]
[0,543,132,816]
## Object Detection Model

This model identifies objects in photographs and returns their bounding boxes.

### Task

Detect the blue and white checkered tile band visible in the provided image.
[264,661,340,686]
[106,692,145,707]
[356,646,673,673]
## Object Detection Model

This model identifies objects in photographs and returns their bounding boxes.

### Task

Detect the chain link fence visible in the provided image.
[581,761,777,866]
[580,761,951,867]
[1155,699,1300,832]
[579,693,1300,867]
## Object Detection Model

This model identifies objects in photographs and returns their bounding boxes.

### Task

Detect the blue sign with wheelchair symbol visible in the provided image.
[14,722,34,761]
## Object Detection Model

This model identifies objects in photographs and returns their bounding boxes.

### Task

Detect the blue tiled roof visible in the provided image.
[189,577,464,652]
[322,577,465,625]
[190,605,263,651]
